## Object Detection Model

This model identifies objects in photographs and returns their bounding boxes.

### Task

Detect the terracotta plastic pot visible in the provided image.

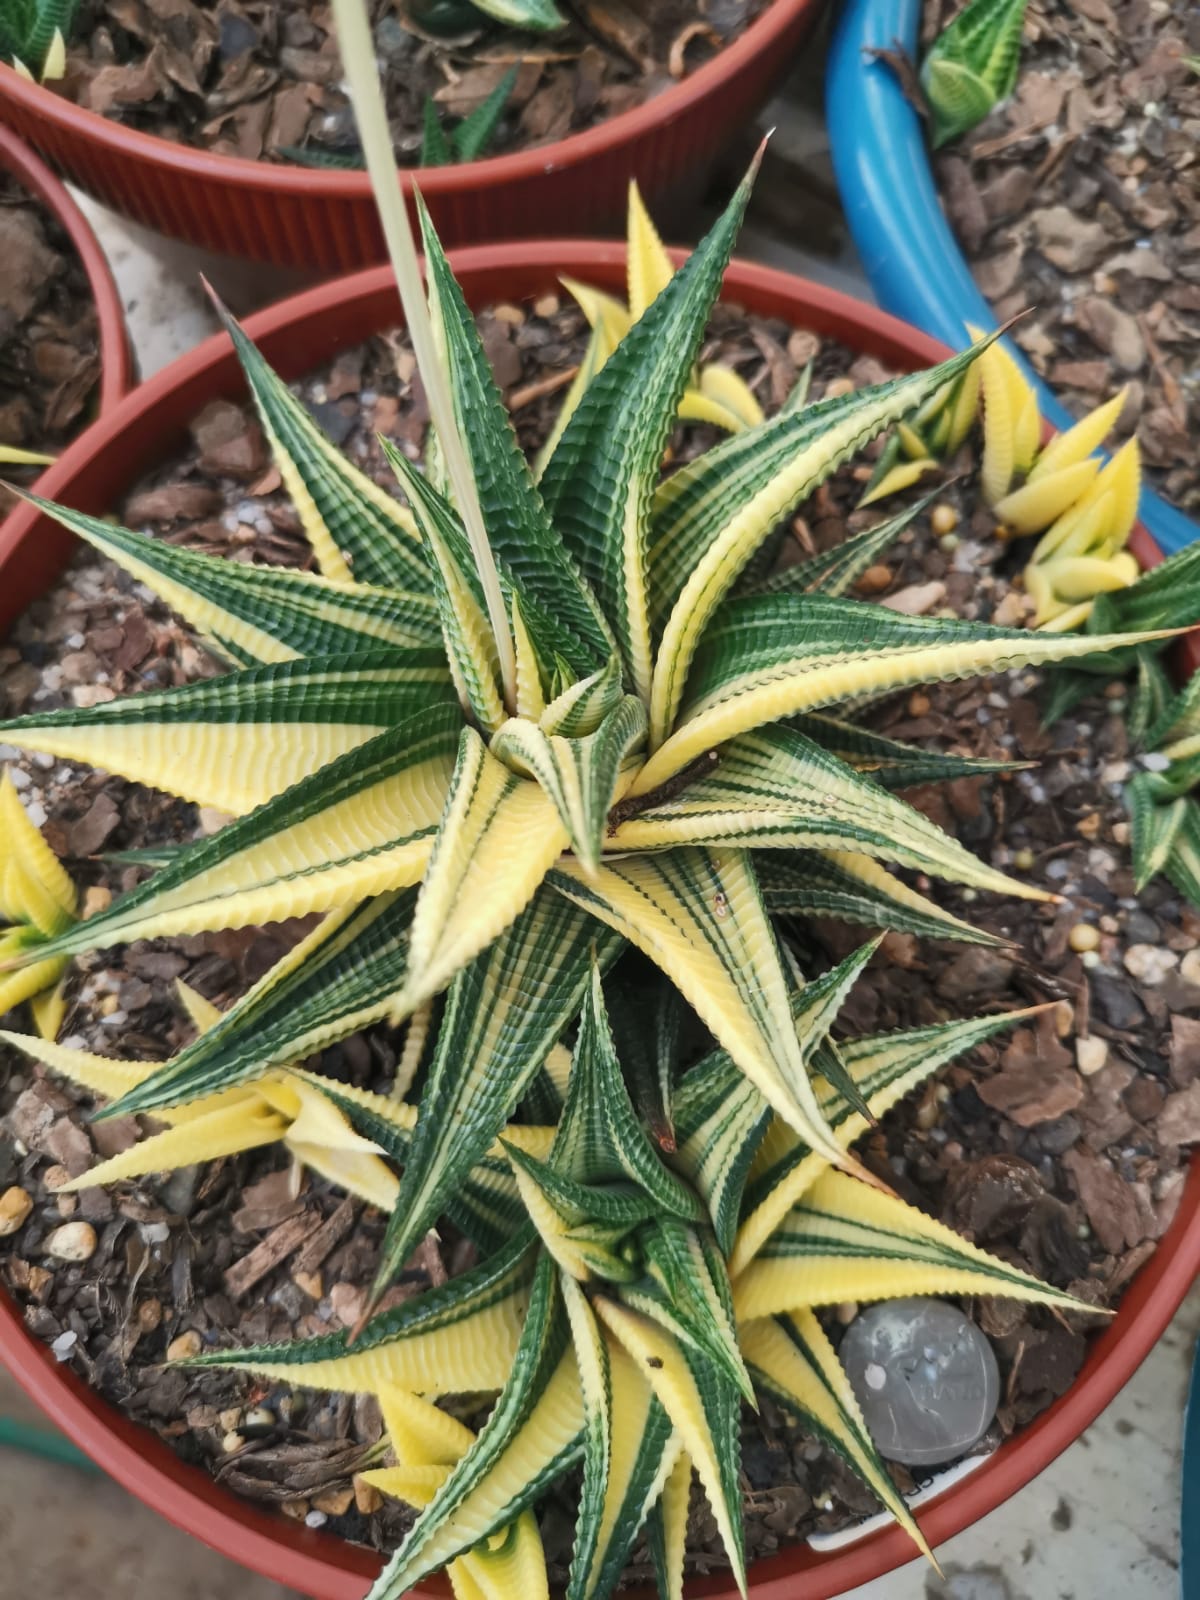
[0,0,822,270]
[0,122,131,455]
[825,0,1200,561]
[1,246,1197,1599]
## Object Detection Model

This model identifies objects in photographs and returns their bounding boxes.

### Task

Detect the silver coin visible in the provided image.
[839,1297,1000,1467]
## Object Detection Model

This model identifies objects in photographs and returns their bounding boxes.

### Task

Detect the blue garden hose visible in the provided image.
[826,0,1199,557]
[1185,1337,1200,1598]
[0,1414,100,1473]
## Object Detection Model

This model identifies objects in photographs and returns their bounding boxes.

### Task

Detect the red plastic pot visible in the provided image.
[0,122,131,449]
[0,0,822,271]
[1,247,1197,1598]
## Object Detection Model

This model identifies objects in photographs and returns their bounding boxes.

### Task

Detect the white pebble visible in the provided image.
[1076,1036,1108,1077]
[1123,944,1178,985]
[1141,752,1171,772]
[1181,949,1200,988]
[46,1221,98,1262]
[140,1221,170,1245]
[305,1511,328,1529]
[51,1330,78,1361]
[24,800,46,826]
[865,1362,887,1391]
[8,768,29,790]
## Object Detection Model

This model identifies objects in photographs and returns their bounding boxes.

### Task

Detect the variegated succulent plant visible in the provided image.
[862,331,1145,631]
[0,1,1169,1590]
[919,0,1028,147]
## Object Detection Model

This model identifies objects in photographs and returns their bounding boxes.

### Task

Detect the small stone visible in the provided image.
[305,1510,328,1530]
[1075,297,1146,373]
[1069,923,1101,953]
[1157,1081,1200,1149]
[532,293,559,318]
[166,1330,203,1362]
[1013,847,1036,872]
[855,564,892,595]
[880,580,946,616]
[930,503,959,537]
[137,1298,163,1332]
[219,1408,242,1432]
[840,1299,1000,1466]
[354,1475,383,1515]
[222,1432,245,1454]
[1030,206,1112,273]
[0,1187,33,1235]
[330,1281,367,1329]
[293,1268,323,1299]
[312,1486,355,1517]
[1076,1035,1108,1077]
[1123,943,1178,985]
[1180,949,1200,988]
[281,1500,310,1521]
[45,1221,97,1261]
[81,884,112,918]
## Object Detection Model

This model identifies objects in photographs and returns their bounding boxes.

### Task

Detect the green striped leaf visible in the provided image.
[217,303,430,591]
[1128,775,1189,893]
[731,1006,1035,1276]
[491,694,646,873]
[418,198,612,674]
[593,1296,746,1595]
[758,848,1005,945]
[98,889,419,1118]
[671,941,878,1252]
[551,965,704,1222]
[611,725,1043,901]
[19,709,458,964]
[382,442,507,730]
[369,892,621,1301]
[648,1450,691,1600]
[293,1072,545,1256]
[633,593,1169,794]
[538,160,756,701]
[366,1256,583,1600]
[186,1227,537,1398]
[549,848,847,1172]
[0,650,454,813]
[21,494,440,664]
[789,712,1025,790]
[561,1276,678,1600]
[1162,799,1200,909]
[605,955,691,1153]
[1150,669,1200,756]
[391,728,570,1021]
[742,1310,933,1562]
[752,494,937,600]
[734,1168,1086,1320]
[623,1221,752,1402]
[647,351,988,746]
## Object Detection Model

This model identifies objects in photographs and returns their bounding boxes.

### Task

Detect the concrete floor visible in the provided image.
[0,55,1197,1600]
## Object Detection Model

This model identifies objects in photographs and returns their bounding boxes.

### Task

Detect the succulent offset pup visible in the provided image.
[919,0,1029,148]
[0,0,1173,1588]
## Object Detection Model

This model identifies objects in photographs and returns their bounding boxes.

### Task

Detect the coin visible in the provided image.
[839,1298,1000,1467]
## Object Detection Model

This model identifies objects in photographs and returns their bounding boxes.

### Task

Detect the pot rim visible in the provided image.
[824,0,1200,561]
[0,0,808,198]
[0,242,1197,1600]
[0,122,131,418]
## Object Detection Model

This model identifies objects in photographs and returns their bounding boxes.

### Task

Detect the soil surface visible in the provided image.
[0,173,101,515]
[57,0,767,165]
[2,296,1198,1580]
[925,0,1200,517]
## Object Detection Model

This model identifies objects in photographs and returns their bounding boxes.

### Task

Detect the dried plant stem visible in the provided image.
[331,0,517,709]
